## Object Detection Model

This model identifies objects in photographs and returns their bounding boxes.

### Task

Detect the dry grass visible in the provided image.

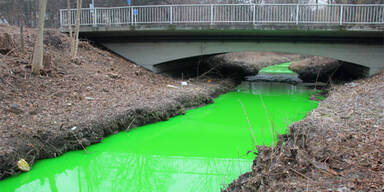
[226,72,384,191]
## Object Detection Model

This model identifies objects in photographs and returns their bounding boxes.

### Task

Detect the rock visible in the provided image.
[80,138,91,146]
[167,85,179,89]
[0,32,16,54]
[8,104,23,114]
[0,93,5,101]
[246,73,302,83]
[72,57,82,65]
[107,73,121,79]
[346,82,359,87]
[85,97,95,100]
[29,109,39,115]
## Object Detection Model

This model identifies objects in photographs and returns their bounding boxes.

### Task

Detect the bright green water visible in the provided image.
[259,62,295,74]
[0,64,319,192]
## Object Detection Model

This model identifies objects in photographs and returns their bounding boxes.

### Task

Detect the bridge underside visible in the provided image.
[81,28,384,76]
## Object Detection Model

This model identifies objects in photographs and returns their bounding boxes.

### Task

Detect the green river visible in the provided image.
[0,63,320,192]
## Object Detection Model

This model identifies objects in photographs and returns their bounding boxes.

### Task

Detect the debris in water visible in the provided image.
[17,159,30,172]
[85,97,95,100]
[167,85,178,89]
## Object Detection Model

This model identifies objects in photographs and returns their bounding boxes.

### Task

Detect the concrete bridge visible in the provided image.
[60,4,384,75]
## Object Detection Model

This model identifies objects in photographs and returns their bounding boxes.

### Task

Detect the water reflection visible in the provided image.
[237,82,310,96]
[11,152,251,192]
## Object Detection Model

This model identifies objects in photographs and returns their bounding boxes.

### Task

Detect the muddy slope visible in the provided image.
[225,72,384,191]
[0,25,237,180]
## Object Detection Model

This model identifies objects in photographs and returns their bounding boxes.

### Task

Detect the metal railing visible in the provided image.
[60,4,384,27]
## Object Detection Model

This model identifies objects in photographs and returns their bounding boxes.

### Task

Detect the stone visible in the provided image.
[8,104,23,114]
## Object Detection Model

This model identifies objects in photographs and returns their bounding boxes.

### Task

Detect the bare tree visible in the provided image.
[67,0,75,59]
[19,18,24,53]
[31,0,47,74]
[71,0,82,61]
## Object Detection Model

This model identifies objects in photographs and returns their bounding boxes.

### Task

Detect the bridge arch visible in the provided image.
[102,40,384,75]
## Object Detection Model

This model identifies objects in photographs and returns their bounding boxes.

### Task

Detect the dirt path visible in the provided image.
[0,25,237,180]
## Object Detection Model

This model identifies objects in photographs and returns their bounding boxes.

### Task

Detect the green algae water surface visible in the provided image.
[259,62,295,74]
[0,63,320,192]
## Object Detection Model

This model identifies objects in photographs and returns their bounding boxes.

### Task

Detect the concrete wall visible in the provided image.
[102,40,384,75]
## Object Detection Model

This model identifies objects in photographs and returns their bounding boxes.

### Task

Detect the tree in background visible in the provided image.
[31,0,47,74]
[67,0,74,59]
[71,0,82,61]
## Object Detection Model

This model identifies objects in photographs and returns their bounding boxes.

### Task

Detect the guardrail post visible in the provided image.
[93,8,97,26]
[339,5,343,25]
[210,5,214,25]
[253,5,256,25]
[131,7,134,25]
[296,4,299,25]
[382,6,384,23]
[60,10,63,27]
[170,6,173,24]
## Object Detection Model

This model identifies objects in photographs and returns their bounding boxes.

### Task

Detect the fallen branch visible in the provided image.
[289,168,313,181]
[69,130,88,153]
[196,64,219,79]
[0,76,16,89]
[0,47,18,64]
[126,117,136,131]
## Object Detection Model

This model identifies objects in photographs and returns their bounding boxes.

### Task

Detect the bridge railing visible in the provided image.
[60,4,384,27]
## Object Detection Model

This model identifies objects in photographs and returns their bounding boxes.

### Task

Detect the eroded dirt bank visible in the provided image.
[225,72,384,191]
[0,25,237,180]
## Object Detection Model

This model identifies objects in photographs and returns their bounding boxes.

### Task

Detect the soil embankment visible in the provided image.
[226,72,384,191]
[0,25,236,180]
[204,52,307,76]
[290,57,370,83]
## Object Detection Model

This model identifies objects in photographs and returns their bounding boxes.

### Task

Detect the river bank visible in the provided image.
[226,72,384,191]
[0,25,238,180]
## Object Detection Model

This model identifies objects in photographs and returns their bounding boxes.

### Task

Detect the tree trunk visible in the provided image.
[71,0,82,61]
[67,0,74,58]
[31,0,47,75]
[19,24,24,53]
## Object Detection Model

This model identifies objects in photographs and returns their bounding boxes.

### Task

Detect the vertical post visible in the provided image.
[210,4,214,24]
[93,8,97,26]
[382,5,384,23]
[296,4,299,25]
[253,5,256,25]
[170,6,173,24]
[60,10,63,27]
[340,5,343,25]
[131,7,134,25]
